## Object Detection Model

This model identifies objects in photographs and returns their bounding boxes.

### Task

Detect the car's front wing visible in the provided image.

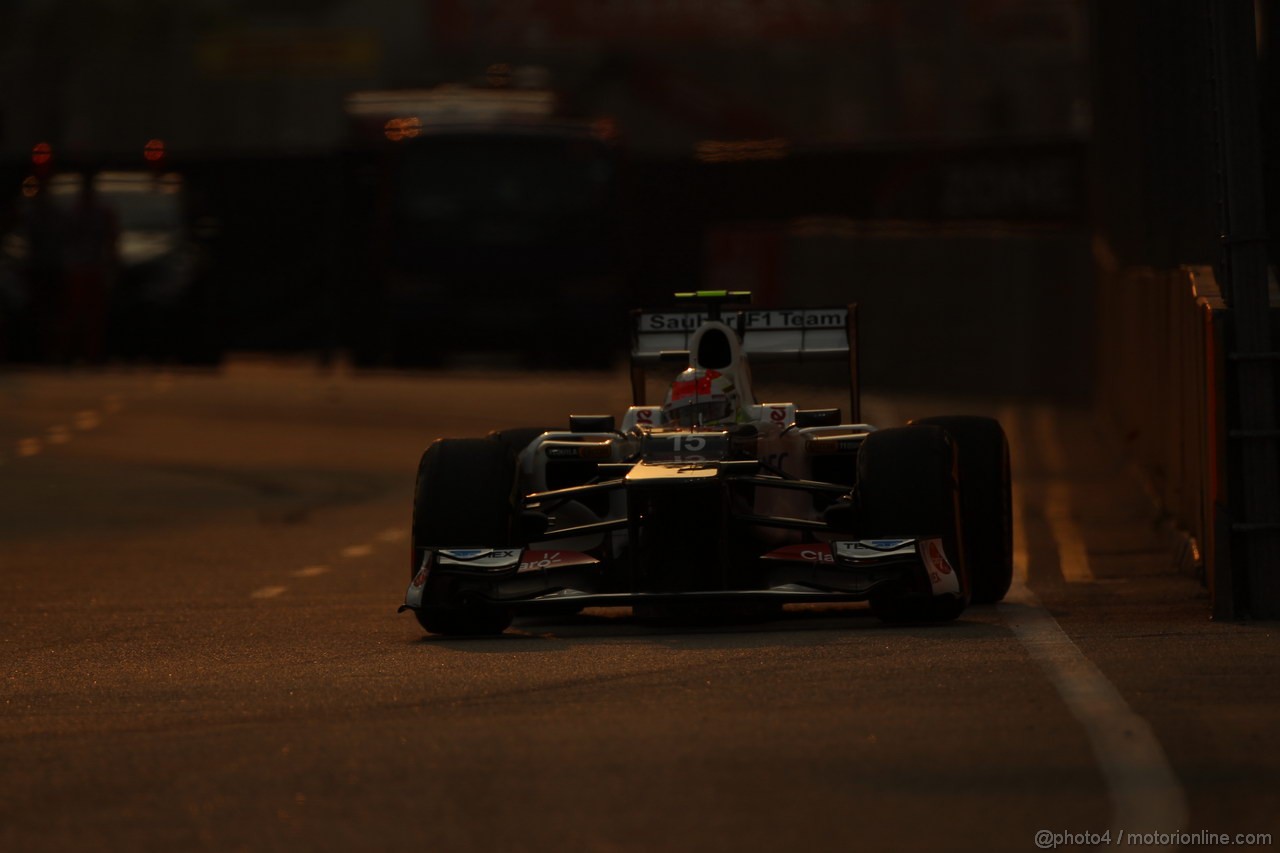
[400,536,960,616]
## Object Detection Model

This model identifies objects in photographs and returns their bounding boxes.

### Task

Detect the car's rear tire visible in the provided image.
[856,425,967,623]
[411,438,517,635]
[911,415,1013,604]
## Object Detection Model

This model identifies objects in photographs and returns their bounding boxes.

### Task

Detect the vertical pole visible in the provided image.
[629,308,647,406]
[847,303,861,424]
[1209,0,1280,616]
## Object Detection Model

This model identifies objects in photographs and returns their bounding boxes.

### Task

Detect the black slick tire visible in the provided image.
[411,438,517,635]
[856,424,968,623]
[911,415,1013,604]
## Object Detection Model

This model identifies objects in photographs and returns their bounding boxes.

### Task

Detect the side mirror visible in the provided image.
[570,414,616,433]
[795,408,842,428]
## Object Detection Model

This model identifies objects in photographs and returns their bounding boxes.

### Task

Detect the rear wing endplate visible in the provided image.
[629,303,861,422]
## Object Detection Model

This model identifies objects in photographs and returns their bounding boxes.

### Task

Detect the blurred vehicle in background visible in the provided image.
[88,171,221,365]
[341,68,624,367]
[1,159,222,365]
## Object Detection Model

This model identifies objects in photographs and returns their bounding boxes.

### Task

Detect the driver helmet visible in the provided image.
[663,368,740,427]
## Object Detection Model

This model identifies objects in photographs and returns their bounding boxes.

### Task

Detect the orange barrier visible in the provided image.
[1096,265,1230,614]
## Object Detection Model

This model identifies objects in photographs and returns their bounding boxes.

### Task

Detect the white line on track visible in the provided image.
[263,532,398,598]
[10,397,122,464]
[1032,405,1094,582]
[1000,405,1187,847]
[291,566,331,578]
[1045,480,1092,582]
[15,406,116,462]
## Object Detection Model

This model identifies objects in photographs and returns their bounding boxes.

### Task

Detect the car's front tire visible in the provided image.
[855,424,967,623]
[911,415,1013,604]
[411,438,517,635]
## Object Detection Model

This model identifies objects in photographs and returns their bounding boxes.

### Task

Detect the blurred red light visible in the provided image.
[383,117,422,142]
[591,117,619,141]
[31,142,52,166]
[143,139,166,162]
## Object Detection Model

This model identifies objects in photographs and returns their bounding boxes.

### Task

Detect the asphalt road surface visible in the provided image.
[1,361,1276,853]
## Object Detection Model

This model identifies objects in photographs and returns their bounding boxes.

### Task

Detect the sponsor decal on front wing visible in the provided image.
[434,548,599,573]
[764,540,921,564]
[833,539,917,560]
[516,550,599,573]
[405,552,432,610]
[761,543,835,563]
[437,549,522,569]
[917,537,960,596]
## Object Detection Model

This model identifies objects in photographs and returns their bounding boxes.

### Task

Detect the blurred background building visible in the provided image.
[0,0,1087,158]
[1,0,1257,403]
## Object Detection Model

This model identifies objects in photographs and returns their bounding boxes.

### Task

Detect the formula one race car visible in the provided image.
[401,291,1012,635]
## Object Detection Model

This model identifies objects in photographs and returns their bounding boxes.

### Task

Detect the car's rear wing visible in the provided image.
[629,294,861,422]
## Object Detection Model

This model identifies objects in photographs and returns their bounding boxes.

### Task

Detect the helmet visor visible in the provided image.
[666,398,732,426]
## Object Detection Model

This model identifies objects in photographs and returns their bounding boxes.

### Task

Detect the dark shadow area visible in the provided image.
[413,602,1011,652]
